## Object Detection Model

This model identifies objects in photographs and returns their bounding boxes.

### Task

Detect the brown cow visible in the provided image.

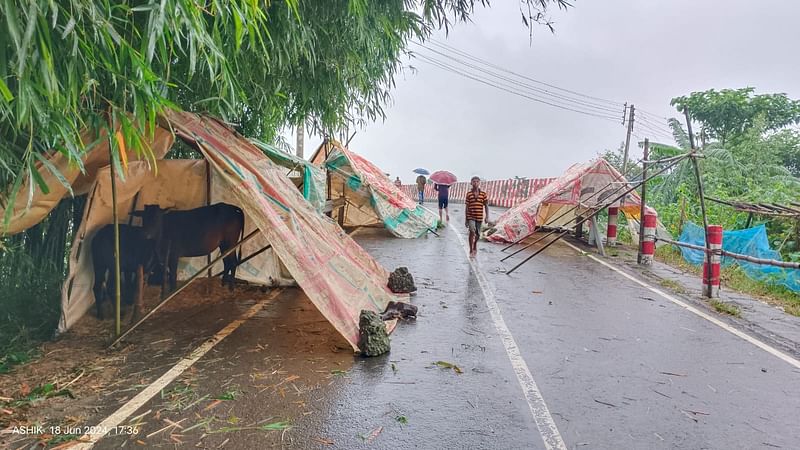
[91,224,158,320]
[137,203,245,295]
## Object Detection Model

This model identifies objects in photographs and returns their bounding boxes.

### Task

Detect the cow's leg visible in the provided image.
[93,268,106,320]
[221,244,237,291]
[168,253,179,294]
[160,248,170,298]
[131,265,144,322]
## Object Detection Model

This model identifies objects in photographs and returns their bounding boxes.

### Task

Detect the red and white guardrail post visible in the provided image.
[703,225,723,298]
[638,212,657,265]
[606,206,619,246]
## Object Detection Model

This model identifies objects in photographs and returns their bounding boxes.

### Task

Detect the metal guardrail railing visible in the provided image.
[654,236,800,270]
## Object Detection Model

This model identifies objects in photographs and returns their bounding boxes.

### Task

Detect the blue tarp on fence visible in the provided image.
[678,222,800,293]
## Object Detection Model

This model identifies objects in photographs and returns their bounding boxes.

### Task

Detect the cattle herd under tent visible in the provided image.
[0,110,408,351]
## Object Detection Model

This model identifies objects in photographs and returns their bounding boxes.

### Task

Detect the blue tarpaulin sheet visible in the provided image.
[678,222,800,292]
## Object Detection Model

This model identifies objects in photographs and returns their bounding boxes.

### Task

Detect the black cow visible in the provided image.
[91,224,157,320]
[138,203,245,295]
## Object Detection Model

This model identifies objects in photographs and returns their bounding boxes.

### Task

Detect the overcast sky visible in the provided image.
[298,0,800,182]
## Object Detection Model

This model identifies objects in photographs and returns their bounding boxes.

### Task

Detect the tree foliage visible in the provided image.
[670,88,800,145]
[0,0,571,364]
[0,0,570,212]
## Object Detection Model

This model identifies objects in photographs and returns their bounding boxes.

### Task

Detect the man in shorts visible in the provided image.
[465,176,489,257]
[434,183,450,224]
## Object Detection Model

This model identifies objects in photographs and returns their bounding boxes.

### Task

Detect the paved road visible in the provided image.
[89,203,800,449]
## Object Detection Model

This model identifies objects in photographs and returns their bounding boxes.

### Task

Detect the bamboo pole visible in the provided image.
[109,230,258,348]
[655,236,800,269]
[211,243,272,278]
[690,154,712,298]
[109,146,122,337]
[204,161,214,287]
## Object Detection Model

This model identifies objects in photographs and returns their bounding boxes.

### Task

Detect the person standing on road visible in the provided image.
[465,176,489,257]
[415,174,426,204]
[434,183,450,225]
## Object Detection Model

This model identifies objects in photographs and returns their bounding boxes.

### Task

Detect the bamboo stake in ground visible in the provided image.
[109,144,122,337]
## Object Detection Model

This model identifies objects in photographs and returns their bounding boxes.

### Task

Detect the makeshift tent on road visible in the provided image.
[486,158,657,244]
[250,139,327,213]
[1,111,401,351]
[310,140,439,238]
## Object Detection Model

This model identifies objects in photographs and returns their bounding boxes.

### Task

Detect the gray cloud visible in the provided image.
[302,0,800,183]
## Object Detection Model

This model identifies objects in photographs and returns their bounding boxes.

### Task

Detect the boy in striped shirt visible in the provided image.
[465,176,489,257]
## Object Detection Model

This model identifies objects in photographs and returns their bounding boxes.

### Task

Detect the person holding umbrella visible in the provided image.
[429,170,457,226]
[414,171,428,204]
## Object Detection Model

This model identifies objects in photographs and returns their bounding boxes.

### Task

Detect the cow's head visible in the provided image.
[131,204,166,240]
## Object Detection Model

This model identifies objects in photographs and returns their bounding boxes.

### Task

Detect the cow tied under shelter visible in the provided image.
[0,110,404,351]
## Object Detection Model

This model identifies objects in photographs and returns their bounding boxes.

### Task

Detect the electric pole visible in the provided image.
[622,104,635,176]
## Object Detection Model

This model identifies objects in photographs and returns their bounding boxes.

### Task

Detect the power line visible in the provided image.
[426,38,626,107]
[413,45,623,115]
[634,122,674,142]
[413,54,623,122]
[636,115,675,138]
[637,107,671,122]
[413,38,676,143]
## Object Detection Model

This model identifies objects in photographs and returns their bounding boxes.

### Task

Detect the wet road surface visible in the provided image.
[86,203,800,449]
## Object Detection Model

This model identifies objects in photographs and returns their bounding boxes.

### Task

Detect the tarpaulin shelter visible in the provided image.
[487,158,657,243]
[310,140,439,238]
[250,139,326,213]
[0,110,400,350]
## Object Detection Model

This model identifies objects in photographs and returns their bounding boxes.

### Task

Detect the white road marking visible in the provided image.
[560,240,800,370]
[73,289,283,448]
[449,224,567,450]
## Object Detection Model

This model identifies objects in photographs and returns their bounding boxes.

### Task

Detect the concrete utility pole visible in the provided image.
[622,104,635,176]
[296,119,305,159]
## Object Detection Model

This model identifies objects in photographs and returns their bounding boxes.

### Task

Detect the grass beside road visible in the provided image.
[655,245,800,317]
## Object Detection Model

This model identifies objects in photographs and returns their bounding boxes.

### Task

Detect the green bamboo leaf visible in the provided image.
[33,151,72,196]
[0,78,13,102]
[3,0,22,51]
[17,1,38,74]
[233,8,244,51]
[28,158,49,195]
